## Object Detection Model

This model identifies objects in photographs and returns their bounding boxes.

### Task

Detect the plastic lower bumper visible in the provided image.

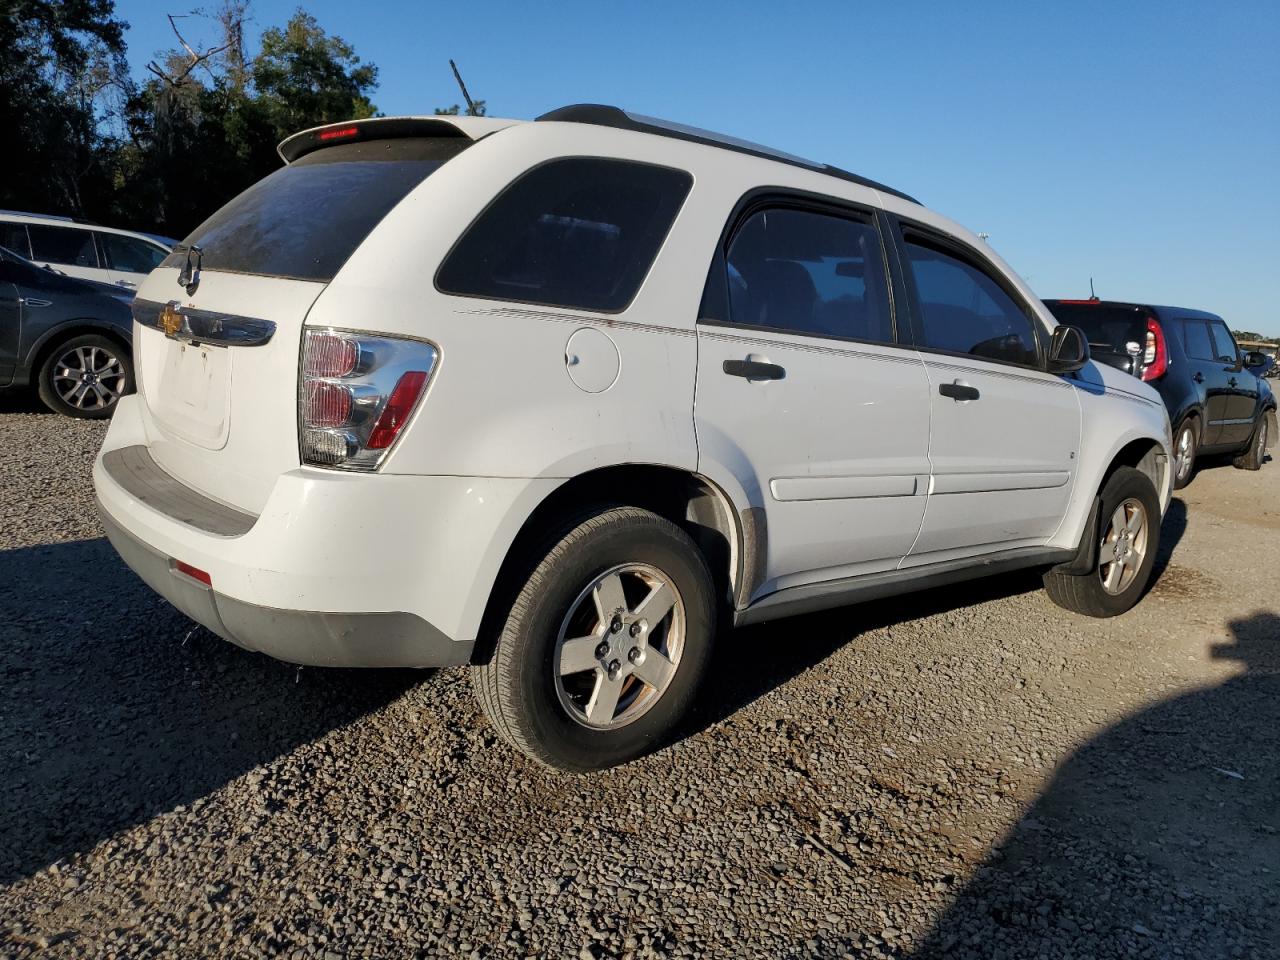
[98,503,471,667]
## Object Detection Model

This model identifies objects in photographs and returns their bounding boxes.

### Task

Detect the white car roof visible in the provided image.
[0,211,173,248]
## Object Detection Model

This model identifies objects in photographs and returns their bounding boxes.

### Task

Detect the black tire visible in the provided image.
[1171,417,1198,489]
[1043,466,1161,618]
[37,333,133,419]
[1232,413,1270,471]
[471,506,716,772]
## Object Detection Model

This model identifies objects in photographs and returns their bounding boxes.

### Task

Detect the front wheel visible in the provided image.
[472,506,716,771]
[1043,466,1161,618]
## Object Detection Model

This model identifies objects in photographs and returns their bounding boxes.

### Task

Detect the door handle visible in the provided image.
[115,280,137,288]
[938,381,980,402]
[18,297,52,307]
[723,358,785,381]
[1192,372,1204,384]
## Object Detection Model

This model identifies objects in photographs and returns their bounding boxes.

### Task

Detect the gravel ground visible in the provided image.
[1,396,1277,959]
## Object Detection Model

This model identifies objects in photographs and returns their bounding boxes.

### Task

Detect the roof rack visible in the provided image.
[535,104,920,205]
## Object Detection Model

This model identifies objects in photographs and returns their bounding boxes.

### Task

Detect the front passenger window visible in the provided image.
[724,207,893,343]
[1209,322,1239,365]
[903,239,1038,366]
[27,225,97,269]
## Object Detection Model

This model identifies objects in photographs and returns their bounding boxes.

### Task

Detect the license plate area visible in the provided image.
[149,341,233,450]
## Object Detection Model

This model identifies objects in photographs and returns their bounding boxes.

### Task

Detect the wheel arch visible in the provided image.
[470,463,743,665]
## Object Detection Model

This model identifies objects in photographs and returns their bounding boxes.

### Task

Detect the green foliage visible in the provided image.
[253,11,378,132]
[1232,330,1275,344]
[434,100,487,117]
[0,0,130,217]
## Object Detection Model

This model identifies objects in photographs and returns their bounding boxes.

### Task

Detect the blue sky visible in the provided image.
[118,0,1280,335]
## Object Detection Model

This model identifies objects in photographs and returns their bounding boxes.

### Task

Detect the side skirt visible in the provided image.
[734,545,1074,627]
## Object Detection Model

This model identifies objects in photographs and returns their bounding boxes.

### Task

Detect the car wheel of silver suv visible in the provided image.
[472,506,716,771]
[1042,466,1161,618]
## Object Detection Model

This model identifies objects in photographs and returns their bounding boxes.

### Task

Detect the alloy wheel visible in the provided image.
[1098,497,1149,596]
[1174,425,1194,483]
[553,563,685,730]
[52,344,126,411]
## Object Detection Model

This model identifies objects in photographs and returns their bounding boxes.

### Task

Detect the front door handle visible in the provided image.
[1192,372,1205,384]
[18,297,52,307]
[723,358,785,381]
[938,381,980,402]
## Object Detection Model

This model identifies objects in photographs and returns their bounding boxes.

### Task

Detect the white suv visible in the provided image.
[0,211,173,290]
[93,106,1173,770]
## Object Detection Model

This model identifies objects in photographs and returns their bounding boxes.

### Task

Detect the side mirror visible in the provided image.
[1048,324,1090,374]
[1244,350,1268,368]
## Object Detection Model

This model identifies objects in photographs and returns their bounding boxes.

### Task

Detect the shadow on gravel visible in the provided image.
[911,611,1280,958]
[0,538,419,886]
[690,501,1190,738]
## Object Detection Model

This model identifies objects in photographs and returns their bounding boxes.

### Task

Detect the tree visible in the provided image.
[253,10,377,133]
[0,0,131,217]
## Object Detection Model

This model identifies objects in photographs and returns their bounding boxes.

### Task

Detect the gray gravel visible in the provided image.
[1,397,1277,958]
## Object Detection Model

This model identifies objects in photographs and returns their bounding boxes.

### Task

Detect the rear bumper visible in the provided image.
[98,504,467,667]
[94,395,558,667]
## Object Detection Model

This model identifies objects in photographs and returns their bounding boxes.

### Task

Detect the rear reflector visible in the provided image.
[174,560,212,586]
[367,371,429,449]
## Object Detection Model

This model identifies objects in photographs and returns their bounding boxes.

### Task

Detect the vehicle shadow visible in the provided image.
[908,610,1280,957]
[689,498,1189,737]
[0,538,418,886]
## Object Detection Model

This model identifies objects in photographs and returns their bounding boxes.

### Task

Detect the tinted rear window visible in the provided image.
[167,137,468,282]
[1045,302,1146,355]
[436,158,693,312]
[28,224,98,267]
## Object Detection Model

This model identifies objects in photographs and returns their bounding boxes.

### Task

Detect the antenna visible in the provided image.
[1089,277,1097,300]
[449,59,477,116]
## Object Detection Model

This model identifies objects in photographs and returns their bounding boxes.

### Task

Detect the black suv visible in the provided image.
[1045,299,1276,488]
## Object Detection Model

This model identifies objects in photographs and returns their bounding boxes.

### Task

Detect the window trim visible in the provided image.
[696,187,906,348]
[432,154,694,315]
[887,214,1048,372]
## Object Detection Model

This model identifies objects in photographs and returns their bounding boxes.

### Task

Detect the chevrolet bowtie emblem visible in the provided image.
[160,302,183,337]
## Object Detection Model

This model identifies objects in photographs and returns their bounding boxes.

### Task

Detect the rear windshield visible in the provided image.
[165,137,468,282]
[1045,302,1147,356]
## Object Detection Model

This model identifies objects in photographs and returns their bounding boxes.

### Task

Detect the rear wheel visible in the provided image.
[1043,466,1161,618]
[1171,418,1198,489]
[471,506,716,771]
[1232,414,1269,471]
[37,334,132,419]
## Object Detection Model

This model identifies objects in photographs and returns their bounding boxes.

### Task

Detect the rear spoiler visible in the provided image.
[277,115,519,164]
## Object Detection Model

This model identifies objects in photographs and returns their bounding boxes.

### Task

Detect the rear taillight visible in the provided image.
[299,328,437,471]
[1141,316,1167,382]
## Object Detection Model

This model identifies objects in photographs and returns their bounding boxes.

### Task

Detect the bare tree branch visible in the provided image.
[145,13,232,88]
[449,59,476,116]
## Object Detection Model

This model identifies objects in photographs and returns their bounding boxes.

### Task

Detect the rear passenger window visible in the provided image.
[1182,320,1216,361]
[97,233,168,274]
[903,239,1038,366]
[436,158,692,312]
[28,224,98,268]
[722,207,892,342]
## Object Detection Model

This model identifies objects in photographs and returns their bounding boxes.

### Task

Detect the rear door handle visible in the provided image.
[1192,372,1205,384]
[18,297,51,307]
[938,381,980,402]
[723,358,785,381]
